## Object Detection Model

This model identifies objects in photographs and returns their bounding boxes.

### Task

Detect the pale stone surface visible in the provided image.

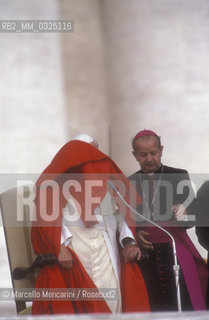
[0,0,67,174]
[1,311,209,319]
[103,0,209,176]
[58,0,110,154]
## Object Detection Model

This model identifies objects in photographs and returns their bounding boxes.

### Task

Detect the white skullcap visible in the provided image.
[71,133,96,144]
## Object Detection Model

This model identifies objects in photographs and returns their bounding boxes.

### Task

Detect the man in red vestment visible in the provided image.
[31,134,150,314]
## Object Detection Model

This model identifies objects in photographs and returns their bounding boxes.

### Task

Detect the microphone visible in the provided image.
[108,180,182,312]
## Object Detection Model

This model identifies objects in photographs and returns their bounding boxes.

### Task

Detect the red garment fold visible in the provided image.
[31,140,150,314]
[32,248,111,314]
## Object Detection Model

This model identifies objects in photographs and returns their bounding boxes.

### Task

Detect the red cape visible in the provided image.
[31,140,150,314]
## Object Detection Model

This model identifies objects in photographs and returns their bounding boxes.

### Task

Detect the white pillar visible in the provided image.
[59,0,110,154]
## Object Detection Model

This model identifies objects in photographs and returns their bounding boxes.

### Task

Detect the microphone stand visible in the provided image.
[108,181,182,312]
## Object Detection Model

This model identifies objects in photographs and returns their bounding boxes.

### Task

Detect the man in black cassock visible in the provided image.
[129,129,207,311]
[195,181,209,308]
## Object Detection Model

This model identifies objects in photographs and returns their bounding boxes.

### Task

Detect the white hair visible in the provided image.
[71,133,97,144]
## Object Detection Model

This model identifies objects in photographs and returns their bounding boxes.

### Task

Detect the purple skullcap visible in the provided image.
[133,129,158,140]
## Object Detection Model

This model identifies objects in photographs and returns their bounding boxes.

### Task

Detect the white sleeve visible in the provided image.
[110,194,136,247]
[61,220,72,246]
[117,218,136,247]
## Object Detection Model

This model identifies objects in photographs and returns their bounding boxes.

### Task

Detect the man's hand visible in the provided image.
[137,230,154,251]
[172,204,187,221]
[123,243,141,263]
[58,243,73,271]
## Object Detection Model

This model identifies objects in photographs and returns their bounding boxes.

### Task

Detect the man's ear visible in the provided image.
[160,146,164,156]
